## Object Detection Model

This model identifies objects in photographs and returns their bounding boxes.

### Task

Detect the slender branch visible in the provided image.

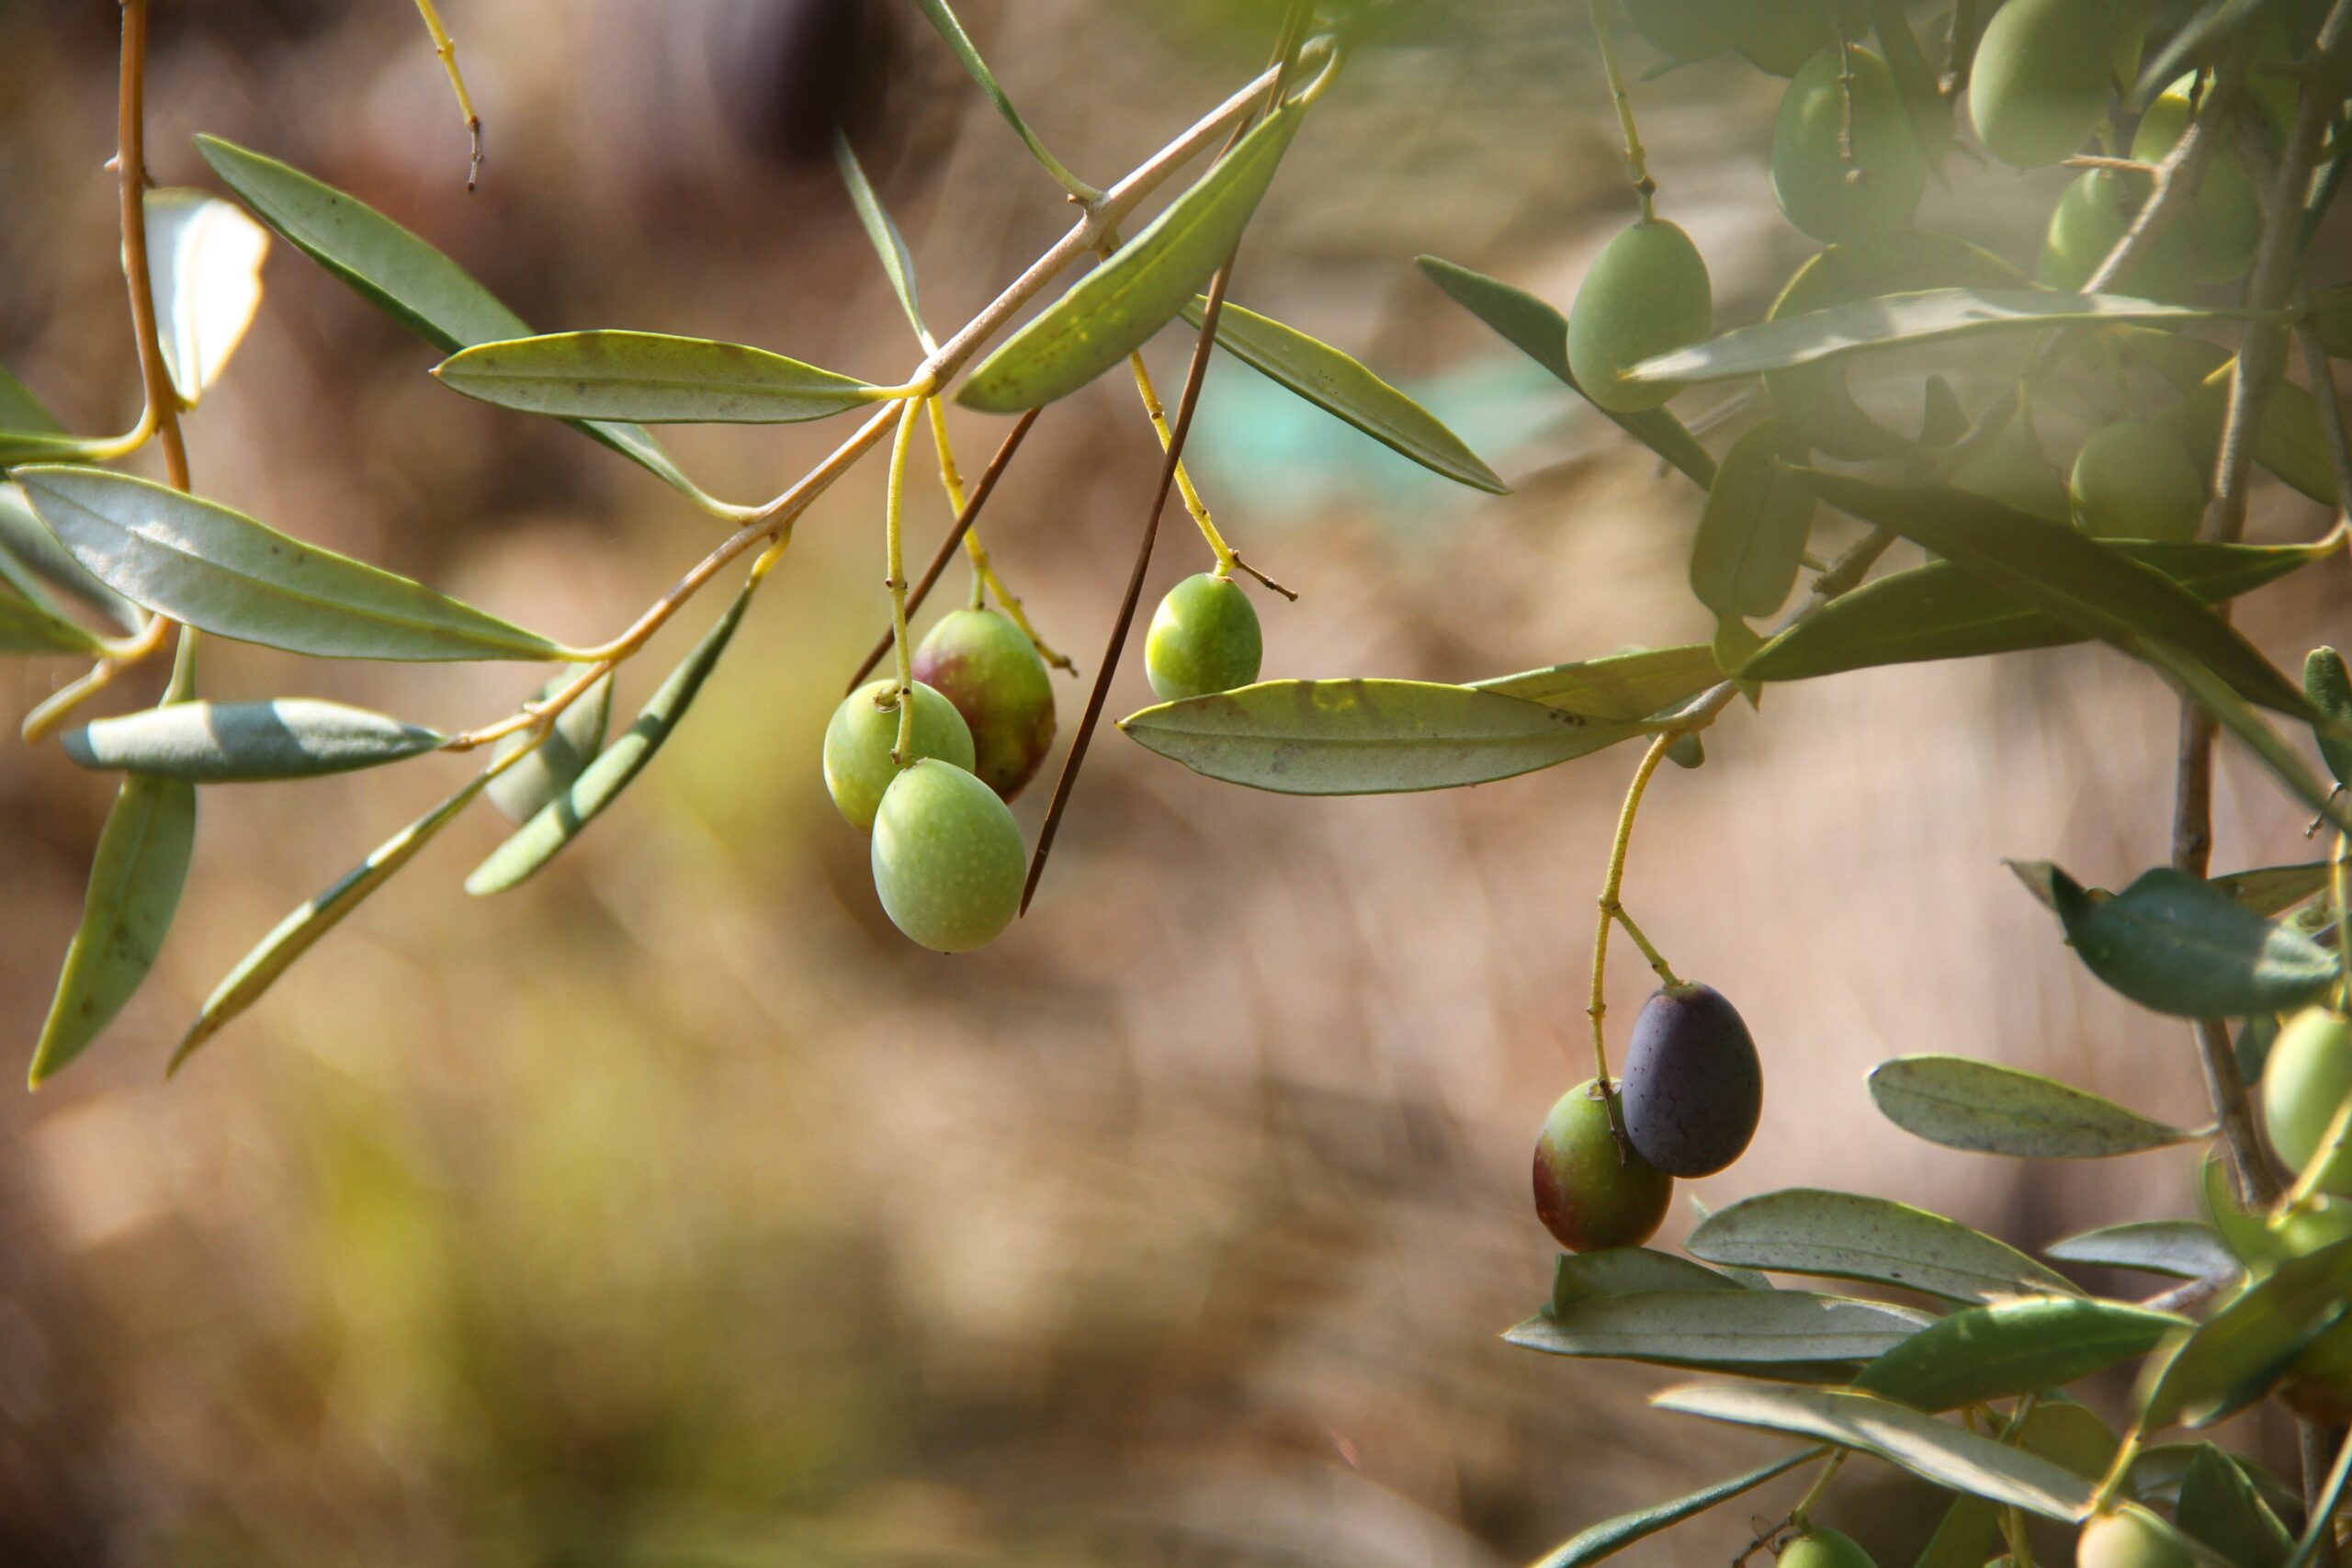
[1589,733,1677,1103]
[1125,345,1237,570]
[1586,0,1656,220]
[413,0,483,189]
[928,398,1070,668]
[883,398,922,761]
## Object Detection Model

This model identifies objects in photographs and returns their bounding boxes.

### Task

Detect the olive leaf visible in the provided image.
[1744,536,2330,683]
[1118,679,1655,795]
[958,106,1305,412]
[1509,1289,1929,1371]
[1870,0,1951,174]
[2306,648,2352,789]
[28,773,198,1087]
[171,773,491,1072]
[62,700,444,782]
[0,360,60,433]
[1179,296,1506,492]
[1690,422,1815,622]
[2318,281,2352,357]
[1687,1188,2082,1303]
[2211,860,2333,919]
[1650,1383,2097,1521]
[0,567,110,657]
[2177,1442,2295,1568]
[1414,254,1716,488]
[1551,1247,1745,1310]
[1470,644,1718,720]
[1529,1450,1827,1568]
[2139,1236,2352,1428]
[16,467,567,663]
[194,135,715,508]
[0,481,143,634]
[1855,1296,2184,1411]
[144,187,270,408]
[2040,863,2339,1018]
[467,584,754,894]
[2046,1220,2239,1281]
[2131,1445,2307,1517]
[1867,1055,2204,1158]
[2141,640,2352,838]
[487,673,615,824]
[835,136,930,343]
[905,0,1094,198]
[434,332,886,424]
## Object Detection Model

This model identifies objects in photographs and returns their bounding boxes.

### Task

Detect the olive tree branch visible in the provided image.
[412,0,483,189]
[926,397,1071,669]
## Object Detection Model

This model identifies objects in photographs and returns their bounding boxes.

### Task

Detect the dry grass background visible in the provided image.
[1,1,2347,1562]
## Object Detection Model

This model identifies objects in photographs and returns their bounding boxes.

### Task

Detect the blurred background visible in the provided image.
[2,0,2348,1562]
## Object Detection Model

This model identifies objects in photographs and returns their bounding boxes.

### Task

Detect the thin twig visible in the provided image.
[413,0,483,189]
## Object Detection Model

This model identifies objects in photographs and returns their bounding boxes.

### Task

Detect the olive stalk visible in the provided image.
[884,397,923,762]
[1586,0,1657,220]
[926,397,1070,669]
[411,0,483,188]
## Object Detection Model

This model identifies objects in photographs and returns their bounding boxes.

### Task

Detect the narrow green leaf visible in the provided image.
[1178,296,1505,492]
[1800,471,2323,724]
[28,773,198,1086]
[834,136,929,343]
[1915,1405,2120,1568]
[1856,1297,2184,1411]
[1530,1449,1826,1568]
[1118,679,1653,795]
[2200,1152,2292,1275]
[193,135,707,504]
[62,699,444,782]
[2213,860,2333,919]
[1690,422,1815,621]
[1414,254,1716,488]
[1470,644,1719,720]
[144,187,270,408]
[1744,536,2329,683]
[0,481,143,634]
[2140,1236,2352,1428]
[1687,1187,2082,1303]
[1510,1289,1930,1371]
[487,673,614,824]
[2131,1444,2306,1518]
[467,584,753,894]
[1629,289,2270,387]
[171,773,490,1071]
[905,0,1093,197]
[1552,1247,1742,1309]
[1651,1384,2097,1521]
[2306,648,2352,789]
[2177,1442,2295,1568]
[0,571,109,657]
[17,467,564,662]
[435,331,884,424]
[2042,863,2338,1018]
[0,360,62,433]
[960,107,1304,412]
[1868,1055,2202,1158]
[2047,1220,2239,1281]
[2318,282,2352,357]
[1871,0,1951,175]
[2142,640,2352,837]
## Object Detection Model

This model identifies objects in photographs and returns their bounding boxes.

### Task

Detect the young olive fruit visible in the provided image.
[2068,421,2206,541]
[2132,77,2261,284]
[1970,0,2141,170]
[2076,1506,2199,1568]
[1779,1528,1877,1568]
[823,679,975,833]
[1146,572,1262,703]
[2262,1007,2352,1193]
[1770,50,1928,244]
[912,607,1057,801]
[1532,1078,1674,1253]
[869,758,1026,953]
[1566,220,1713,413]
[1620,981,1763,1177]
[2036,171,2195,299]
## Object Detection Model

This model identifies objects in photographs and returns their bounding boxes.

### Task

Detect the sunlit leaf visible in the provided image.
[1690,422,1814,621]
[62,699,444,781]
[1119,678,1654,795]
[2140,1236,2352,1427]
[28,773,197,1087]
[144,187,270,408]
[1856,1296,2183,1411]
[1868,1055,2203,1158]
[1688,1187,2082,1303]
[0,481,142,633]
[1510,1289,1929,1372]
[17,467,565,662]
[1651,1383,2097,1521]
[487,673,614,824]
[835,136,929,343]
[1181,296,1506,492]
[467,584,753,894]
[1552,1247,1745,1310]
[905,0,1094,197]
[435,332,885,424]
[171,773,490,1071]
[1529,1450,1826,1568]
[1414,254,1716,488]
[1470,644,1718,720]
[2047,1220,2239,1281]
[2041,863,2339,1018]
[959,107,1305,412]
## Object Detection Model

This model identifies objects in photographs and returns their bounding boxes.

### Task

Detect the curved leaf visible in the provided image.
[0,481,142,634]
[1510,1289,1930,1371]
[1530,1450,1826,1568]
[2043,863,2339,1018]
[1744,536,2330,683]
[1688,1188,2081,1303]
[959,107,1305,412]
[1868,1055,2203,1158]
[2131,1444,2306,1517]
[2177,1442,2294,1568]
[1553,1247,1744,1309]
[144,187,269,407]
[1413,254,1716,488]
[2307,648,2352,789]
[467,584,753,894]
[2140,1236,2352,1428]
[0,570,108,657]
[487,673,614,824]
[435,332,884,424]
[17,467,564,662]
[835,137,928,342]
[2047,1220,2239,1281]
[28,773,197,1087]
[1856,1296,2184,1411]
[906,0,1092,197]
[62,699,444,782]
[171,773,490,1071]
[2212,859,2332,919]
[1118,678,1652,795]
[1690,422,1814,621]
[1180,296,1505,491]
[1650,1383,2097,1521]
[1471,644,1718,720]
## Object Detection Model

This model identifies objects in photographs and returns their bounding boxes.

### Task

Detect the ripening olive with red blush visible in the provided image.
[1532,1078,1674,1252]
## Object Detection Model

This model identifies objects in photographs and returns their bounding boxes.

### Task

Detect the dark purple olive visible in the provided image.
[1619,982,1761,1177]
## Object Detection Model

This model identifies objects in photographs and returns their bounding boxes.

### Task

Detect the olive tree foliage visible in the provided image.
[7,0,2352,1562]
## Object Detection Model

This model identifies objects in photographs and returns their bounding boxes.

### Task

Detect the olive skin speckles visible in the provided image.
[1620,981,1762,1177]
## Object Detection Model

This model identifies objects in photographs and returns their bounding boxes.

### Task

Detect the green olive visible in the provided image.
[1146,572,1263,702]
[2262,1007,2352,1194]
[869,758,1026,952]
[1532,1079,1674,1252]
[1780,1528,1877,1568]
[2130,76,2261,284]
[1566,219,1713,412]
[1770,50,1928,244]
[1971,0,2141,170]
[2075,1506,2198,1568]
[2036,171,2196,299]
[823,678,975,833]
[2069,420,2207,540]
[912,607,1057,801]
